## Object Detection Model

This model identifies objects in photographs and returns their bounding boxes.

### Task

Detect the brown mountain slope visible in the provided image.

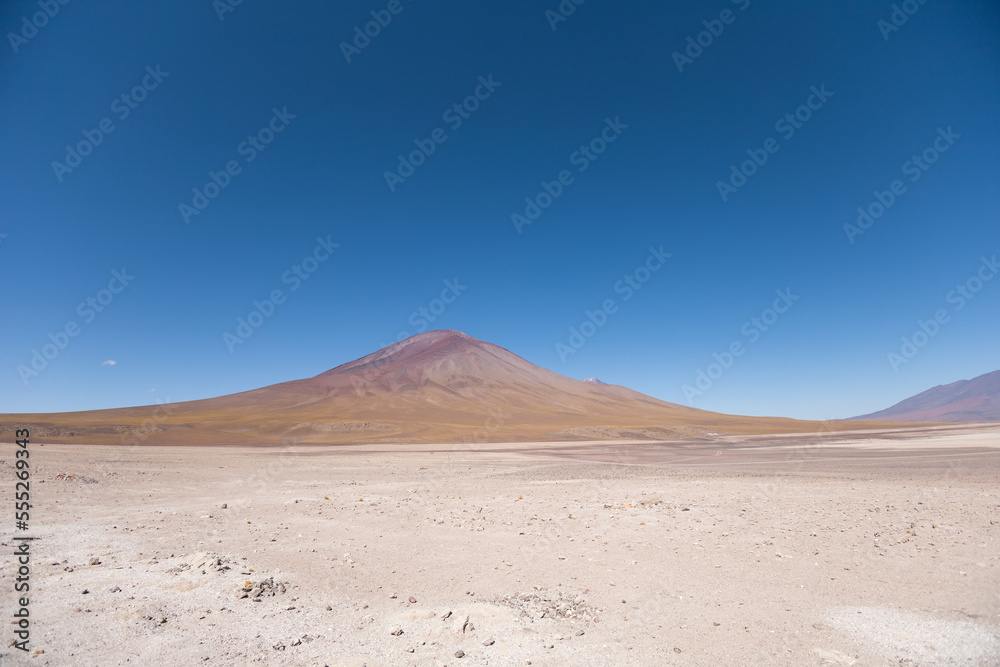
[4,330,895,445]
[849,370,1000,422]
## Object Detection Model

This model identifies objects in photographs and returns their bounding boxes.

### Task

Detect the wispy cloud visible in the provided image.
[101,359,117,366]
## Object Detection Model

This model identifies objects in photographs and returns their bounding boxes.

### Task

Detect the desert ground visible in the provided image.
[2,423,999,666]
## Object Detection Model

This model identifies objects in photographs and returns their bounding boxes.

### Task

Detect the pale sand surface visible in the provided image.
[2,425,999,665]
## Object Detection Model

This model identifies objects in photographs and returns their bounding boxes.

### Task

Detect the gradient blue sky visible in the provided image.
[2,0,998,419]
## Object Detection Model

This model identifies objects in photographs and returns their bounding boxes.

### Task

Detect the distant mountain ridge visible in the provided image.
[1,330,899,445]
[850,370,1000,422]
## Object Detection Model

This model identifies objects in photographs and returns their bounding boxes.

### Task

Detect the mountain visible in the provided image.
[849,370,1000,422]
[582,378,608,385]
[3,330,886,445]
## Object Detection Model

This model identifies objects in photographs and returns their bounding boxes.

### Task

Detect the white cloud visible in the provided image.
[101,360,117,366]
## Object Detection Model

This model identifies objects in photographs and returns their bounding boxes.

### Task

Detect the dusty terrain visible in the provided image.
[2,424,999,665]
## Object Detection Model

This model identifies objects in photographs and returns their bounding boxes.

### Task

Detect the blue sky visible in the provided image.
[2,0,998,419]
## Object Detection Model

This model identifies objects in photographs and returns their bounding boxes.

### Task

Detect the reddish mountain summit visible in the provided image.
[850,370,1000,422]
[4,330,889,444]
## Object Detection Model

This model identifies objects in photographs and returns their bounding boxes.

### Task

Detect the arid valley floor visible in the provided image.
[2,424,999,666]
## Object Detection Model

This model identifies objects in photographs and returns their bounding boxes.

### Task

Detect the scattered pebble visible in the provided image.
[238,577,289,600]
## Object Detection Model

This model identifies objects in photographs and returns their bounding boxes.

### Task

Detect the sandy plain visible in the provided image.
[2,424,999,666]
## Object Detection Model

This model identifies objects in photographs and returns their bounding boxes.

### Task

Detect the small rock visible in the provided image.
[325,605,332,611]
[575,630,584,636]
[408,596,417,603]
[483,638,495,646]
[81,589,89,595]
[674,647,682,653]
[290,638,302,646]
[221,503,227,509]
[390,627,404,636]
[109,586,121,593]
[454,650,465,658]
[406,647,415,653]
[88,557,101,566]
